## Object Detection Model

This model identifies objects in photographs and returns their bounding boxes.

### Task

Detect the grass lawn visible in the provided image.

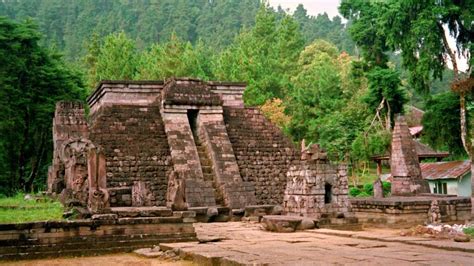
[0,193,64,224]
[464,227,474,238]
[348,163,390,186]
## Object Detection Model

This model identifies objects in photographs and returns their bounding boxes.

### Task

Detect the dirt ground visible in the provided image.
[0,253,195,266]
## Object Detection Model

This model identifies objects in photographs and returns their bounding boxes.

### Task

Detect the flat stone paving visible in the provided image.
[161,222,474,265]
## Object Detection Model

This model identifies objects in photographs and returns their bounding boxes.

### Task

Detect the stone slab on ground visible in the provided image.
[261,215,302,232]
[314,228,474,253]
[161,222,474,265]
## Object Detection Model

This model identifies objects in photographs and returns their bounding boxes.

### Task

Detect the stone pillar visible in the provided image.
[390,115,430,196]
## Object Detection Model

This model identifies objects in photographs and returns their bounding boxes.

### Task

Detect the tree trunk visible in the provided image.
[24,129,47,192]
[439,22,473,215]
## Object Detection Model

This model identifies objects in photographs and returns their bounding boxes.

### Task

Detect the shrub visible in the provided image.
[463,227,474,238]
[355,191,371,197]
[349,187,361,197]
[382,181,391,196]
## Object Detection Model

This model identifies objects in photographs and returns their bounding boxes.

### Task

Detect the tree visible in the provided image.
[422,91,465,157]
[340,1,408,131]
[0,17,85,194]
[287,40,370,160]
[214,4,304,106]
[96,31,137,82]
[135,33,210,80]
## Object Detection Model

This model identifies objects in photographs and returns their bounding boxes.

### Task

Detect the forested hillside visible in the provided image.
[0,0,354,61]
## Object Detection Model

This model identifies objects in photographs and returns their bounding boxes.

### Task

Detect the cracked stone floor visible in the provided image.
[162,222,474,265]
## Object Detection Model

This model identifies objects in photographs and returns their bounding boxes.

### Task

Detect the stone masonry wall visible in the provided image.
[284,160,351,218]
[224,107,299,205]
[89,103,172,206]
[0,217,196,260]
[351,197,472,228]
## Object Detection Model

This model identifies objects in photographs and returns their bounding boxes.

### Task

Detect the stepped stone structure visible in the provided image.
[390,115,430,196]
[283,143,352,219]
[48,78,299,212]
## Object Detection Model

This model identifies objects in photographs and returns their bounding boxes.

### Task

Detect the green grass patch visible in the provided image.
[463,227,474,238]
[0,193,64,223]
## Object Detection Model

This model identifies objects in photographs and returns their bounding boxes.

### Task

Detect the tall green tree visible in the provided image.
[95,31,137,82]
[287,40,369,160]
[135,34,211,80]
[215,5,304,106]
[340,0,407,130]
[0,17,85,194]
[422,91,465,156]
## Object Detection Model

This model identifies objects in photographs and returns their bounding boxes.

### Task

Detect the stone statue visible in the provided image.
[167,171,187,211]
[59,138,94,205]
[51,138,109,213]
[301,142,328,161]
[428,200,441,224]
[373,178,384,198]
[132,181,155,206]
[87,146,110,214]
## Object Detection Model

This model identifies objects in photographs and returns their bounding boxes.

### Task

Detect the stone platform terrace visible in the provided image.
[351,196,471,228]
[161,222,474,265]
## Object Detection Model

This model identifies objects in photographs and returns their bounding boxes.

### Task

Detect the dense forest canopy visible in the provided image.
[0,0,355,61]
[0,0,470,194]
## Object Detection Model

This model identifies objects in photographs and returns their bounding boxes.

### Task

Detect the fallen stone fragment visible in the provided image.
[453,234,471,243]
[133,246,163,258]
[91,213,118,220]
[262,215,302,232]
[298,218,316,230]
[198,236,227,243]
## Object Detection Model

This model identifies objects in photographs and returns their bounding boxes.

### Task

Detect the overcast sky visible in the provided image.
[268,0,341,18]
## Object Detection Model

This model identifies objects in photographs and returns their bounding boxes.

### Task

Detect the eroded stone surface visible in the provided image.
[161,222,474,265]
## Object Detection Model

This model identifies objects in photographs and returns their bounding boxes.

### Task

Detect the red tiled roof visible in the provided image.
[409,126,423,136]
[420,160,471,180]
[372,140,450,161]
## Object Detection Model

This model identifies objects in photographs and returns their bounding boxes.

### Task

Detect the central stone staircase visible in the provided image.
[193,131,225,206]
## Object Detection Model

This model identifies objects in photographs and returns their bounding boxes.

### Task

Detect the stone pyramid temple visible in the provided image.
[48,78,300,212]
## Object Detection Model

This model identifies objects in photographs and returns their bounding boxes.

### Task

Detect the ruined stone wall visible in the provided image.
[223,107,298,205]
[0,217,196,260]
[351,197,472,228]
[89,103,172,207]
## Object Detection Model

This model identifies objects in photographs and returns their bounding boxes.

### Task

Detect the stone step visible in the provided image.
[203,173,214,181]
[202,166,212,174]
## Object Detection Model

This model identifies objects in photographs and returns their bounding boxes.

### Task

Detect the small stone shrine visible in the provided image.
[283,143,352,219]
